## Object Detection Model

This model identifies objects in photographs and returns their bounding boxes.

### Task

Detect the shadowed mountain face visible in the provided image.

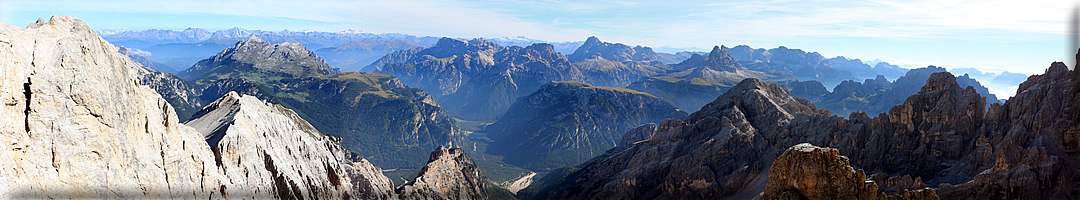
[484,81,687,171]
[528,63,1079,199]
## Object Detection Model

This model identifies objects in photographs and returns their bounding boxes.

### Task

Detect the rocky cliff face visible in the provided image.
[761,143,938,200]
[535,64,1079,199]
[181,36,339,80]
[0,15,227,199]
[185,91,396,199]
[398,146,488,200]
[485,81,687,170]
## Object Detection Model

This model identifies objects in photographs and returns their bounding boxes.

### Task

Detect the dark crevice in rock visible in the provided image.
[23,77,31,132]
[161,149,170,190]
[325,162,341,187]
[264,152,299,200]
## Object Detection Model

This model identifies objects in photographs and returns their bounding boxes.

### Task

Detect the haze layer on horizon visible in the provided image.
[1,0,1072,76]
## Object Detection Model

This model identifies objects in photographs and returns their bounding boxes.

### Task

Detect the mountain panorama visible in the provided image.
[1,15,1076,199]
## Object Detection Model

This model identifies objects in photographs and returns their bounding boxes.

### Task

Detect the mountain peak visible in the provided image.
[674,45,740,72]
[246,35,264,43]
[708,45,731,59]
[585,36,601,44]
[920,72,959,92]
[182,35,337,79]
[569,36,657,62]
[690,77,823,123]
[436,37,467,47]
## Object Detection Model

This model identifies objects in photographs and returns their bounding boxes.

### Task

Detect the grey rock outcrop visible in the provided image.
[761,143,938,200]
[398,146,487,200]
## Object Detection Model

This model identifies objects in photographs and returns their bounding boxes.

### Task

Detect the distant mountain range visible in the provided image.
[100,28,582,73]
[6,16,1070,200]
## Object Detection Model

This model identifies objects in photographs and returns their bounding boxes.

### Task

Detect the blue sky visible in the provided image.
[1,0,1073,75]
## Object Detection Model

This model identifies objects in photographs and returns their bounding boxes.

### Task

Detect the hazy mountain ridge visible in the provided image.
[627,45,783,112]
[377,37,590,121]
[792,66,1002,116]
[484,81,687,171]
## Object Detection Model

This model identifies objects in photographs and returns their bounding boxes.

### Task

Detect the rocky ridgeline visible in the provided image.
[184,91,396,199]
[0,16,487,199]
[536,62,1079,199]
[181,35,338,80]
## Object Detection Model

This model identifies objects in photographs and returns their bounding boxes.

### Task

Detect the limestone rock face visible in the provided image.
[761,143,938,200]
[399,146,487,200]
[184,91,395,199]
[0,15,225,198]
[0,15,404,199]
